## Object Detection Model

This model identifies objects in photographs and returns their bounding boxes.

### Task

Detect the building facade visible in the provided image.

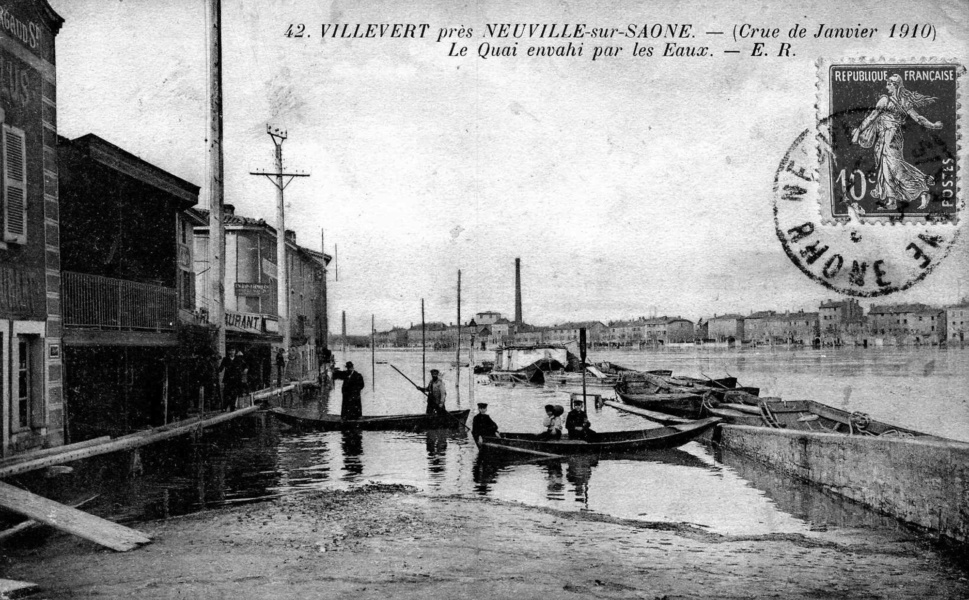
[0,2,63,455]
[946,303,969,344]
[58,134,207,441]
[868,304,946,345]
[707,315,745,344]
[194,206,329,387]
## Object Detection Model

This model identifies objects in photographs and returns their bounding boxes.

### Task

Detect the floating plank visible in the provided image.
[603,400,695,425]
[0,406,259,479]
[0,578,38,598]
[0,482,150,552]
[0,436,110,468]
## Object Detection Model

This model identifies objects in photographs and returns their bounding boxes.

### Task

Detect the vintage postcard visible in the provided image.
[0,0,967,597]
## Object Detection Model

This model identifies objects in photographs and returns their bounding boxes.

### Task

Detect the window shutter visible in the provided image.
[2,124,27,244]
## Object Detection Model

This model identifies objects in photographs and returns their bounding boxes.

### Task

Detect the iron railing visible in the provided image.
[62,271,177,331]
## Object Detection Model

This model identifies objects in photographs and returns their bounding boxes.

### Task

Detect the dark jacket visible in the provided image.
[333,369,365,420]
[471,413,499,440]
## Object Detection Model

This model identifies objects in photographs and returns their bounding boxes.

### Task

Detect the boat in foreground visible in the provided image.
[477,417,721,455]
[270,407,471,432]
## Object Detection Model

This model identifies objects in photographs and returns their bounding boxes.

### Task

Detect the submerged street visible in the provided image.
[1,347,967,597]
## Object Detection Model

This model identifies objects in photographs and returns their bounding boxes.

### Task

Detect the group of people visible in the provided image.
[325,360,595,443]
[538,397,596,441]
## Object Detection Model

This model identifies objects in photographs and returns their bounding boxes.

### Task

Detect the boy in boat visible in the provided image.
[419,369,448,415]
[566,396,596,441]
[538,404,564,440]
[471,402,500,442]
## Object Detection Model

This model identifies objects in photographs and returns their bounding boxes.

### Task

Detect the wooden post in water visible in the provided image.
[371,314,376,394]
[341,311,347,357]
[580,327,588,407]
[456,270,461,397]
[421,299,426,387]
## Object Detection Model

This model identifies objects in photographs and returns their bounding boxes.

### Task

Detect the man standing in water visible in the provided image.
[420,369,447,415]
[332,361,365,420]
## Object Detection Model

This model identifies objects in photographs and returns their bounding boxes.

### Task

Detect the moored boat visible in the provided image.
[270,407,471,432]
[487,344,572,386]
[615,390,708,419]
[477,417,720,456]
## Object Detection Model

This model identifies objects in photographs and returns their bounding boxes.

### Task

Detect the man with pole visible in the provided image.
[419,369,447,416]
[332,361,364,420]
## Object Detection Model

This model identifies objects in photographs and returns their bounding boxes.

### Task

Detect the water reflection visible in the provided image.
[340,430,363,479]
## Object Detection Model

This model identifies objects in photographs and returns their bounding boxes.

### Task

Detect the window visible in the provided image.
[2,124,27,244]
[15,335,40,430]
[180,270,194,310]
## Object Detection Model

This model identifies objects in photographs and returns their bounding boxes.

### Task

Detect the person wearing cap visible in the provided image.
[538,404,564,440]
[471,403,500,442]
[332,361,365,420]
[566,396,596,441]
[419,369,447,415]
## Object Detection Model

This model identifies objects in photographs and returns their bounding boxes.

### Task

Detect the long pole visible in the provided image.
[320,229,328,354]
[273,138,290,351]
[371,314,376,394]
[341,311,347,356]
[421,299,426,387]
[456,270,461,396]
[204,0,225,357]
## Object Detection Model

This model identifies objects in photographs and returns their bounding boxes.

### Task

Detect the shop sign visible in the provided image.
[225,310,263,334]
[235,282,273,297]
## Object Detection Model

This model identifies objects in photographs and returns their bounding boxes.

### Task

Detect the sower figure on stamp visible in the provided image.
[851,74,943,210]
[419,369,447,416]
[332,361,364,421]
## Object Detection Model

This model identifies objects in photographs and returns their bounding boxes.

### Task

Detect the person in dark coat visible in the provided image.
[471,403,500,442]
[276,348,286,388]
[419,369,447,415]
[220,349,247,412]
[565,397,596,441]
[332,361,365,420]
[538,404,564,440]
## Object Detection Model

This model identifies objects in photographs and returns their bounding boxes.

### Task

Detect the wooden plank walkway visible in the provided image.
[0,482,151,552]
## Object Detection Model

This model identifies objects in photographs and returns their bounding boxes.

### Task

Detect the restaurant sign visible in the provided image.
[235,282,273,298]
[225,310,264,334]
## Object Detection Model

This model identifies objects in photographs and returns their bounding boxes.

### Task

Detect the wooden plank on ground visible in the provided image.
[0,578,38,598]
[0,436,110,468]
[0,495,100,544]
[0,482,150,552]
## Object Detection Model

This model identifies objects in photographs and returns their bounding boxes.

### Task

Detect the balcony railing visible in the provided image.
[63,271,177,331]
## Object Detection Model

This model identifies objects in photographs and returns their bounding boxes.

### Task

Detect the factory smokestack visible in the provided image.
[514,258,522,326]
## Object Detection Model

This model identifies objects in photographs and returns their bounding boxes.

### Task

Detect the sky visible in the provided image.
[48,0,968,333]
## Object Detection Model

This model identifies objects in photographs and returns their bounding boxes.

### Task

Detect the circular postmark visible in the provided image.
[773,112,960,298]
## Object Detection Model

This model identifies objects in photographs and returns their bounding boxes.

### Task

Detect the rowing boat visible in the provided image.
[615,390,708,419]
[477,417,720,455]
[270,408,471,432]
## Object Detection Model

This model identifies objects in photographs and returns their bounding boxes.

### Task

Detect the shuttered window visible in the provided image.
[2,124,27,244]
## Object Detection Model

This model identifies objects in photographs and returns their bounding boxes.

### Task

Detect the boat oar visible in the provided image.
[700,372,731,390]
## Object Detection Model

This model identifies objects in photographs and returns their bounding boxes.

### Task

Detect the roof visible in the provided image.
[61,134,199,207]
[194,207,331,264]
[547,321,606,330]
[708,314,745,321]
[820,299,858,308]
[869,303,938,315]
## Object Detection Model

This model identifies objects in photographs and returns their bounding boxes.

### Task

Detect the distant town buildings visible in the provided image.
[368,298,965,351]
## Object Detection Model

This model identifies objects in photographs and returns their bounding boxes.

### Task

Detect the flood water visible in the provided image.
[24,346,969,551]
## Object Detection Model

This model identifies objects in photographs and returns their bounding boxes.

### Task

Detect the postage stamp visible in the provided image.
[816,60,962,225]
[773,59,966,298]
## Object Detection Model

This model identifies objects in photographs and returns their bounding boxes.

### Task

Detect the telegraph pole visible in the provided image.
[250,126,309,352]
[205,0,226,356]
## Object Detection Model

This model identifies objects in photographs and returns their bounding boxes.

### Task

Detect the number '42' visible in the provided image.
[285,24,305,37]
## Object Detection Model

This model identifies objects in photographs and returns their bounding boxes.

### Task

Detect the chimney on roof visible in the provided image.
[514,258,523,327]
[224,204,235,216]
[286,230,296,243]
